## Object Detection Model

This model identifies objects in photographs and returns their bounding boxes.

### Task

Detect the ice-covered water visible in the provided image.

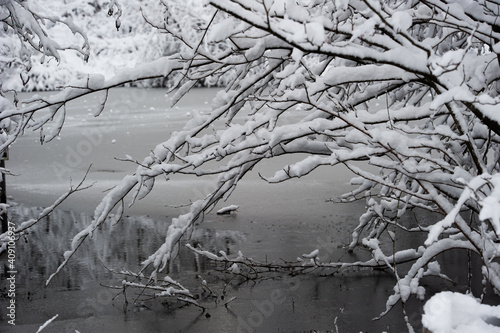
[0,88,444,332]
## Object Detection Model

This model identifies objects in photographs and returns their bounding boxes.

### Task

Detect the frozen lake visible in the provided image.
[0,88,462,332]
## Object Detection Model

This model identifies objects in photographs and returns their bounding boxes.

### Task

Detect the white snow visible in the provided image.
[479,174,500,232]
[422,292,500,333]
[388,11,412,33]
[426,175,490,246]
[208,18,236,43]
[302,249,319,259]
[216,204,239,215]
[228,263,240,274]
[306,22,325,46]
[35,314,59,333]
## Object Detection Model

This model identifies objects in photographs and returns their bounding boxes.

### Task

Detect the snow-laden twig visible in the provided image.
[35,314,59,333]
[186,244,423,277]
[117,280,203,309]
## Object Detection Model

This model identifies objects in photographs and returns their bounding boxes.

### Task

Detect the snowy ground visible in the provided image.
[0,87,466,332]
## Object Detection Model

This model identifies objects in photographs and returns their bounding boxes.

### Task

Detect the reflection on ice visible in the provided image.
[190,228,246,257]
[0,201,421,333]
[0,202,247,322]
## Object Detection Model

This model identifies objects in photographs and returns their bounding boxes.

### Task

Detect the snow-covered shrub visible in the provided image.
[0,0,89,91]
[2,0,225,91]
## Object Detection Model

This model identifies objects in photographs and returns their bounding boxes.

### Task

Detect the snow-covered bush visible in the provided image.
[2,0,223,91]
[2,0,500,331]
[0,0,89,92]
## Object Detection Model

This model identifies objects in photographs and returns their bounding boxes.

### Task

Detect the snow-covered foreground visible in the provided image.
[0,88,496,332]
[423,292,500,333]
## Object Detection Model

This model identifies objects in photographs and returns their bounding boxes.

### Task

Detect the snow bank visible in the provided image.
[422,292,500,333]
